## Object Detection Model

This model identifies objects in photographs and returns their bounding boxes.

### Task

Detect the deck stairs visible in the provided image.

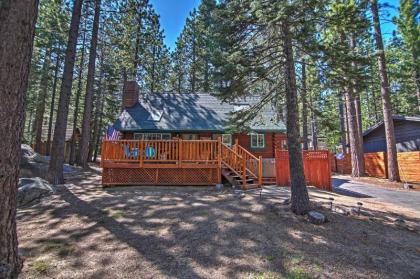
[220,143,263,190]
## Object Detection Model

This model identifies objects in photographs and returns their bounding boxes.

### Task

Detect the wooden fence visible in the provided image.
[275,150,332,191]
[333,151,420,183]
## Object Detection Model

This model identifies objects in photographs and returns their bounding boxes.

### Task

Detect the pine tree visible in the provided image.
[78,0,101,168]
[0,1,39,277]
[396,0,420,112]
[370,0,400,181]
[48,0,84,184]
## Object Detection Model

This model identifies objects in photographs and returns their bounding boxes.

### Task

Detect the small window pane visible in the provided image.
[251,133,264,148]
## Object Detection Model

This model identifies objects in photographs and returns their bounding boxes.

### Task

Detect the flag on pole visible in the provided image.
[105,126,120,140]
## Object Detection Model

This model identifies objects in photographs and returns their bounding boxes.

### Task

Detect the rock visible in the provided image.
[307,211,326,225]
[17,177,54,206]
[20,144,50,179]
[351,208,373,217]
[394,217,406,228]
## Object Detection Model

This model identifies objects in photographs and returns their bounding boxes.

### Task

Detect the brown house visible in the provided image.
[102,81,286,188]
[114,81,287,158]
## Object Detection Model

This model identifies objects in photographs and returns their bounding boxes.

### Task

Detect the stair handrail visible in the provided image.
[220,143,245,180]
[234,144,263,186]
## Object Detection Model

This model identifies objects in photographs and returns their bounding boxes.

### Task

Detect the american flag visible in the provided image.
[105,126,120,140]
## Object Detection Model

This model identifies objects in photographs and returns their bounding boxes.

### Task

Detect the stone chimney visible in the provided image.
[122,81,139,108]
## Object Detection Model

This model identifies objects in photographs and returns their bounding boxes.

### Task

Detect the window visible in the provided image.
[133,133,171,140]
[222,134,232,146]
[181,134,198,140]
[250,133,265,148]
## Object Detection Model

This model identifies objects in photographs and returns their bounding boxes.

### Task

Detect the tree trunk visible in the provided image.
[281,20,310,215]
[0,1,39,278]
[92,51,105,162]
[338,92,347,154]
[350,36,364,153]
[301,61,308,150]
[309,89,318,150]
[47,0,84,184]
[46,54,61,156]
[412,50,420,112]
[33,49,51,153]
[69,23,87,165]
[344,86,365,176]
[371,0,400,181]
[78,0,101,168]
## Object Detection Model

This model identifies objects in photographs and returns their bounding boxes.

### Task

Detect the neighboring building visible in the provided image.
[113,81,287,158]
[363,115,420,153]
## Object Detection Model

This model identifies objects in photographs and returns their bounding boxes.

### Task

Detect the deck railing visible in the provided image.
[102,139,263,187]
[101,139,221,168]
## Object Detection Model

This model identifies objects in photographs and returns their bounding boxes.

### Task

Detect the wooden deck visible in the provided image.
[101,139,263,188]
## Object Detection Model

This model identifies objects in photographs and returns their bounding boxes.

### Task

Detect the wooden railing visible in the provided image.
[101,139,220,167]
[101,139,263,188]
[234,143,263,186]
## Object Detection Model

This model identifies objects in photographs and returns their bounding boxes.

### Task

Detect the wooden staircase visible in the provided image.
[220,142,263,190]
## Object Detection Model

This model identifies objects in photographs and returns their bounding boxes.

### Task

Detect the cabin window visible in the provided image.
[133,133,171,140]
[181,134,198,140]
[250,133,265,148]
[222,134,232,146]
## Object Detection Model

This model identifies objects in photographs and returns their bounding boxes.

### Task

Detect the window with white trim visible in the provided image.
[250,133,265,148]
[133,133,171,140]
[222,134,232,146]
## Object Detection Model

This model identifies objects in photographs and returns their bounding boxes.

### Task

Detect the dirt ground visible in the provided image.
[17,169,420,279]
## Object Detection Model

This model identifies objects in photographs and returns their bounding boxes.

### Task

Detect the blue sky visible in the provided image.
[150,0,400,50]
[149,0,201,50]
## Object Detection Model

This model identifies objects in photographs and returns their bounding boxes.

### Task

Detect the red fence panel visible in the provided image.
[275,150,332,191]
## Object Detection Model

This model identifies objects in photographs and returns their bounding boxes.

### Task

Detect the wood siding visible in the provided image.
[364,120,420,153]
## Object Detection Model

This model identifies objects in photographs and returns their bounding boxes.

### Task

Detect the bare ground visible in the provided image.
[17,169,420,279]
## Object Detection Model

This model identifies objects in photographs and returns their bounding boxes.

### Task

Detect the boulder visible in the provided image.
[20,144,50,178]
[307,211,327,225]
[17,177,54,206]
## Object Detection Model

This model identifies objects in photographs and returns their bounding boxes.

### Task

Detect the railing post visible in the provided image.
[178,138,182,168]
[139,140,144,168]
[258,156,263,186]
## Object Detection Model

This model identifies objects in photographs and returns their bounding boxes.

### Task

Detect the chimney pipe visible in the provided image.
[122,81,139,108]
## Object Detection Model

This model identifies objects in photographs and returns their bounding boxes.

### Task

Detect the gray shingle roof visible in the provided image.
[113,92,286,133]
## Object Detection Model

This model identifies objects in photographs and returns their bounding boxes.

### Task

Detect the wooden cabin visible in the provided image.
[363,116,420,153]
[101,81,287,188]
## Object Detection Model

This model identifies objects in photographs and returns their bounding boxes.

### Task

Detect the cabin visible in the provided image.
[363,115,420,153]
[101,81,287,188]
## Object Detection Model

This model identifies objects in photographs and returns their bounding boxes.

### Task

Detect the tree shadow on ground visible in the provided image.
[16,170,420,279]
